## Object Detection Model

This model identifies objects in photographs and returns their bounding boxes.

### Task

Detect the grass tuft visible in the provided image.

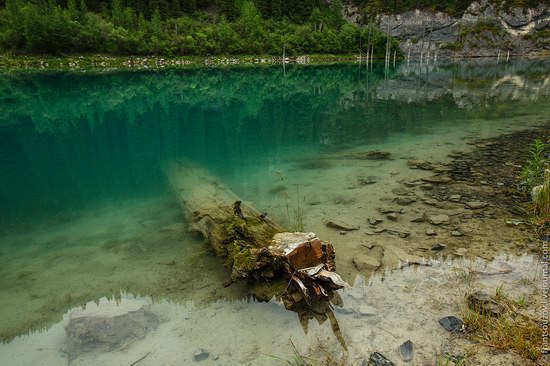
[461,288,541,361]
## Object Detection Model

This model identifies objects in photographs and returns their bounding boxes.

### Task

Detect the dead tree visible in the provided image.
[167,160,348,310]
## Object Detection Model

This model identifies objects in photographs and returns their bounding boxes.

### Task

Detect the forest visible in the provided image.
[0,0,545,55]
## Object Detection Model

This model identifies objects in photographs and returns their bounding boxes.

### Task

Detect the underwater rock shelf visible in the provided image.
[167,160,348,309]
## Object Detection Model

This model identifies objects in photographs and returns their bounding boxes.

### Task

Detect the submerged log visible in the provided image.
[168,160,348,309]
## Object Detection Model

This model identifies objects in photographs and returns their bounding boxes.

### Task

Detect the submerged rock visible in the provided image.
[426,229,437,236]
[67,298,158,352]
[465,201,489,209]
[438,316,464,333]
[448,194,462,203]
[193,348,210,361]
[399,340,414,362]
[396,196,417,205]
[392,187,414,196]
[421,176,451,184]
[422,198,438,206]
[431,243,446,251]
[407,159,433,170]
[428,214,450,225]
[325,219,359,231]
[358,176,378,185]
[353,254,381,272]
[368,218,384,226]
[451,230,464,237]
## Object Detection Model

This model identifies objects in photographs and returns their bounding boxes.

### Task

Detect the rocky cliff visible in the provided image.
[354,1,550,58]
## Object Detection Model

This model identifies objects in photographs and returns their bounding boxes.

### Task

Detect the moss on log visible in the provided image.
[168,160,348,309]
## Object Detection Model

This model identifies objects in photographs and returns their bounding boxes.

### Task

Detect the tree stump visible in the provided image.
[167,160,348,309]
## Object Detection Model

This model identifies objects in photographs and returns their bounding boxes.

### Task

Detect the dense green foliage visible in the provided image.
[1,0,547,55]
[0,0,400,56]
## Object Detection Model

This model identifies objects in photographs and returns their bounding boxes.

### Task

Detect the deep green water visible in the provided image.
[1,59,548,231]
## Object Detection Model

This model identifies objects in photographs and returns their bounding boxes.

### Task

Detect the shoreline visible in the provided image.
[1,52,549,71]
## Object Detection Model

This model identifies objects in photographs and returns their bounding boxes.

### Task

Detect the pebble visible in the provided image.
[358,176,378,185]
[451,230,464,237]
[428,214,450,225]
[438,316,464,333]
[420,183,434,190]
[194,349,210,361]
[392,187,413,196]
[399,340,414,362]
[465,201,489,209]
[422,198,438,206]
[353,254,382,271]
[386,213,398,221]
[326,219,360,231]
[448,194,461,203]
[431,243,446,251]
[368,218,384,225]
[396,197,416,205]
[426,229,437,236]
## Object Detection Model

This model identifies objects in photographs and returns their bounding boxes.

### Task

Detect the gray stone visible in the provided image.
[451,230,464,237]
[67,298,158,352]
[368,218,384,225]
[399,340,414,362]
[358,176,378,185]
[422,198,438,206]
[465,201,489,209]
[386,212,398,221]
[420,183,434,190]
[353,254,382,272]
[411,214,426,223]
[426,229,437,236]
[396,196,417,205]
[367,352,396,366]
[194,348,210,361]
[407,159,433,170]
[438,316,464,333]
[448,195,462,203]
[466,291,504,317]
[326,219,359,231]
[428,214,450,225]
[431,243,446,251]
[385,229,411,238]
[421,176,451,184]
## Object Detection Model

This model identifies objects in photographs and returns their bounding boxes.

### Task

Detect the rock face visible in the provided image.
[67,298,158,352]
[374,0,550,57]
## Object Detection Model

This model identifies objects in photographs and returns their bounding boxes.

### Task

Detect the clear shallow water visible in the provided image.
[0,59,549,363]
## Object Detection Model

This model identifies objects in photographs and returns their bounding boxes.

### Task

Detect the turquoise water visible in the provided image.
[2,59,548,229]
[0,59,549,364]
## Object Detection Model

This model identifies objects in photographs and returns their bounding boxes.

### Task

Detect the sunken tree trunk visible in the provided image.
[167,160,348,309]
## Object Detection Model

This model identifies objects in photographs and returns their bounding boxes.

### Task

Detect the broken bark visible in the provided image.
[168,160,348,309]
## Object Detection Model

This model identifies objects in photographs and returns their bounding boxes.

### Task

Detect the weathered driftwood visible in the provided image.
[168,160,348,309]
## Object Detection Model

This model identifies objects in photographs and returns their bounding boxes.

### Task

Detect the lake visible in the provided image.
[0,58,548,365]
